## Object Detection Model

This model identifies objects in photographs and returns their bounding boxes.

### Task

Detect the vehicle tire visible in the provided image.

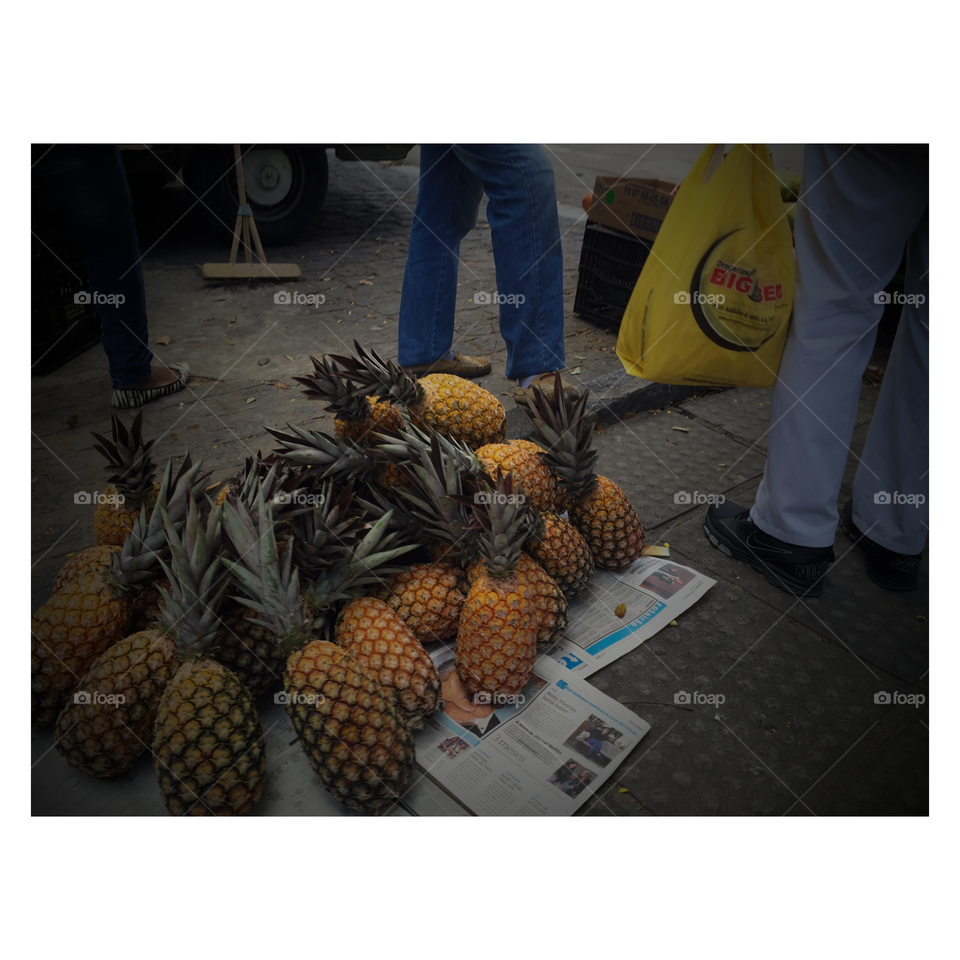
[184,144,328,246]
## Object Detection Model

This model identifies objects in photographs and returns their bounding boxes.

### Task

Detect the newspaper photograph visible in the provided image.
[539,556,716,677]
[410,641,651,816]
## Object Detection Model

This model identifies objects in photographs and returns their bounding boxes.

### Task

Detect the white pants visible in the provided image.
[751,145,928,553]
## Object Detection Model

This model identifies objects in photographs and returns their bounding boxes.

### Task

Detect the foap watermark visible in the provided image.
[475,490,526,505]
[474,691,526,706]
[674,491,725,506]
[75,490,126,506]
[474,290,525,307]
[74,291,126,308]
[675,690,726,706]
[874,491,925,508]
[674,290,726,306]
[274,290,325,307]
[874,290,925,306]
[875,691,925,707]
[74,690,126,706]
[273,492,326,507]
[275,691,326,706]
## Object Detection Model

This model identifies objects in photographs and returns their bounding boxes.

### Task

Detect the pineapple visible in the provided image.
[455,472,540,697]
[52,545,121,593]
[334,341,506,449]
[53,496,225,779]
[526,513,595,598]
[221,488,415,812]
[285,639,415,811]
[293,353,404,444]
[54,627,179,777]
[152,498,266,816]
[335,597,440,727]
[371,562,467,642]
[90,412,160,547]
[527,374,644,570]
[467,551,567,647]
[475,439,563,514]
[32,455,207,726]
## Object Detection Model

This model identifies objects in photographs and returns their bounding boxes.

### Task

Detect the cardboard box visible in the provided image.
[585,176,677,242]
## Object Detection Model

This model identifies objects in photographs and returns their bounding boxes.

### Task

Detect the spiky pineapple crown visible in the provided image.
[375,425,486,564]
[330,340,425,408]
[90,411,157,506]
[293,354,372,422]
[222,480,415,647]
[106,453,208,593]
[221,486,314,656]
[455,469,535,579]
[267,422,380,483]
[156,496,229,660]
[525,372,599,499]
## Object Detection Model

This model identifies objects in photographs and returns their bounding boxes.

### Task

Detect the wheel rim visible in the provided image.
[225,146,308,224]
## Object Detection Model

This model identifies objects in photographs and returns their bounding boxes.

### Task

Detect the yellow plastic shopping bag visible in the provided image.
[616,144,794,388]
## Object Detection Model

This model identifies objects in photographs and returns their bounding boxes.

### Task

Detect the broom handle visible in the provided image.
[233,143,268,264]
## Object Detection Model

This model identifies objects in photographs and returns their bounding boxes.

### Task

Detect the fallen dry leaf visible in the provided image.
[614,603,627,619]
[618,788,629,794]
[596,424,607,434]
[269,381,289,389]
[672,426,690,432]
[230,318,238,323]
[358,279,374,286]
[570,366,581,375]
[245,397,257,404]
[285,355,297,362]
[154,336,172,345]
[212,298,225,302]
[623,412,636,419]
[66,414,79,428]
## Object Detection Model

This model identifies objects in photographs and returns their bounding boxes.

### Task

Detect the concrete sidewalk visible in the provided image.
[31,147,928,816]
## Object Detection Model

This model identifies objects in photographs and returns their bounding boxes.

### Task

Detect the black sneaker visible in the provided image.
[703,500,835,597]
[839,500,922,591]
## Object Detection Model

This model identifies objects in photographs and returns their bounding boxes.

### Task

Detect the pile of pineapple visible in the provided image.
[32,344,645,816]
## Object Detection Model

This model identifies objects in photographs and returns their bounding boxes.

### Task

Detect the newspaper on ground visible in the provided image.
[405,640,651,816]
[540,556,716,677]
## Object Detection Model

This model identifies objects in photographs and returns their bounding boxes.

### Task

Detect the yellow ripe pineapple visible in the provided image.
[90,412,160,547]
[54,628,179,777]
[467,551,566,648]
[154,659,265,816]
[371,562,467,643]
[334,341,506,449]
[336,597,440,727]
[285,640,415,811]
[526,513,595,598]
[455,472,540,698]
[476,439,562,513]
[52,544,121,593]
[527,374,644,571]
[32,455,207,726]
[151,498,266,816]
[221,486,416,812]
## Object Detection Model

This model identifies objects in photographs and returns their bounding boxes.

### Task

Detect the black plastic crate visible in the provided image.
[32,194,102,375]
[573,222,652,330]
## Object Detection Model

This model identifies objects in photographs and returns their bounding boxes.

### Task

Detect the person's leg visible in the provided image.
[750,145,929,547]
[851,208,929,555]
[33,145,166,389]
[451,145,565,381]
[398,145,485,368]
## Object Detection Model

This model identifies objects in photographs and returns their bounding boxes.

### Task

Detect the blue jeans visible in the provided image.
[585,738,604,757]
[33,145,153,388]
[398,144,565,381]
